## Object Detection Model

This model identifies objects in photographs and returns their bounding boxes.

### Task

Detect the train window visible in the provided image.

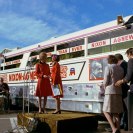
[110,27,133,51]
[40,46,54,53]
[57,39,84,60]
[30,46,54,57]
[29,46,54,65]
[111,41,133,51]
[5,54,23,62]
[3,54,23,69]
[5,63,20,70]
[88,46,110,55]
[88,33,110,55]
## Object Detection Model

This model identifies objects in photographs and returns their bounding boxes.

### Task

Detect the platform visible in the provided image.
[17,111,98,133]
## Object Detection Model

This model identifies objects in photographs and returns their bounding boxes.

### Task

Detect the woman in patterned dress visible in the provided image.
[51,54,63,114]
[35,52,52,113]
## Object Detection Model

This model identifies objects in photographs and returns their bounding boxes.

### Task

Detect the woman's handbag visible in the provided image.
[52,84,62,96]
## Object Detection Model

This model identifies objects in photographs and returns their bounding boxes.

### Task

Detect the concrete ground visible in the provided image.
[0,111,133,133]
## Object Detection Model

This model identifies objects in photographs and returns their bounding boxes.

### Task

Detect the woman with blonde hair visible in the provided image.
[35,52,52,113]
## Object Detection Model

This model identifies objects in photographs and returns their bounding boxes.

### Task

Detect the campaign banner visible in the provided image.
[89,57,108,80]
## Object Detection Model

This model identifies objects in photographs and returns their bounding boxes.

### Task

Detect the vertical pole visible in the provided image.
[23,85,25,114]
[54,44,57,54]
[84,37,88,57]
[109,31,112,52]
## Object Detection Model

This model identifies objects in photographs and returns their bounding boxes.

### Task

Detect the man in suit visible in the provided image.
[115,54,129,131]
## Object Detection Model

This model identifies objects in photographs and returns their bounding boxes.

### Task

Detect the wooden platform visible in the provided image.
[17,111,98,133]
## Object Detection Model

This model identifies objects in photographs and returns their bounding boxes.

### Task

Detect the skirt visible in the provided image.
[103,94,123,113]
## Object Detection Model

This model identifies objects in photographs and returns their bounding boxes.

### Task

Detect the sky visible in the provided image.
[0,0,132,51]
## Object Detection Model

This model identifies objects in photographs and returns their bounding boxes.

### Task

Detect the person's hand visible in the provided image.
[53,84,56,87]
[43,75,47,78]
[115,80,123,87]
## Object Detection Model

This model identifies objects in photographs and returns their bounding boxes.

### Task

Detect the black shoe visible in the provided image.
[120,124,124,129]
[52,110,61,114]
[115,129,120,133]
[124,124,128,131]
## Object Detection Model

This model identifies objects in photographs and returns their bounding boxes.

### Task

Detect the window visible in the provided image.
[87,27,133,55]
[29,46,54,65]
[88,33,111,55]
[4,54,23,70]
[5,63,20,70]
[110,27,133,51]
[57,39,84,60]
[5,54,23,62]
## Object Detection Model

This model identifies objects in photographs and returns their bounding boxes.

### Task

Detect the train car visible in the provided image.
[0,15,133,113]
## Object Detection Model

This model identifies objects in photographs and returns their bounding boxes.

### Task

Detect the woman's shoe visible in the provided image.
[52,110,61,114]
[38,111,43,114]
[43,110,48,114]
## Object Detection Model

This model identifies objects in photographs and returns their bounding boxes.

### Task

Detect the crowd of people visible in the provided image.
[0,48,133,133]
[103,48,133,133]
[34,47,133,133]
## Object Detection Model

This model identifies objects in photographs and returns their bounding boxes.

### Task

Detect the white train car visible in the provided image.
[0,15,133,113]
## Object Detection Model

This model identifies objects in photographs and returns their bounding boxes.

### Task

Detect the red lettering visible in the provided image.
[91,40,106,48]
[6,62,11,65]
[8,71,36,81]
[30,71,36,80]
[72,46,82,52]
[58,49,68,55]
[18,73,23,80]
[60,66,68,78]
[12,60,20,64]
[129,34,133,40]
[113,34,133,44]
[113,38,117,44]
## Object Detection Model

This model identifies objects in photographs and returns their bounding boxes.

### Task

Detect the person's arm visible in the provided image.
[124,59,133,82]
[35,64,43,78]
[116,59,133,86]
[2,83,9,94]
[103,66,110,88]
[47,64,51,78]
[52,63,60,85]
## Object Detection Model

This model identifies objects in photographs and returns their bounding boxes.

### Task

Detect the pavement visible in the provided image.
[0,111,133,133]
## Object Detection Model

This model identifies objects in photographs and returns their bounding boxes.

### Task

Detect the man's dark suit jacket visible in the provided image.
[120,60,129,99]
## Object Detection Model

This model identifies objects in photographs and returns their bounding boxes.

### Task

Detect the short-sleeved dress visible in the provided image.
[35,62,52,97]
[51,62,63,98]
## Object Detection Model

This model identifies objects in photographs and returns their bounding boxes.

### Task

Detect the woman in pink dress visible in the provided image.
[35,52,52,113]
[51,54,63,114]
